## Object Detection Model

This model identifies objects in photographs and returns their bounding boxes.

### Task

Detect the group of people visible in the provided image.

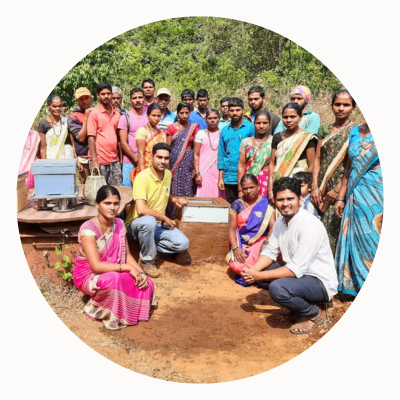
[32,79,382,335]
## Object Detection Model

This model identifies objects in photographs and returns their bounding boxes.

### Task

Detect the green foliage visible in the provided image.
[54,246,73,283]
[37,17,342,120]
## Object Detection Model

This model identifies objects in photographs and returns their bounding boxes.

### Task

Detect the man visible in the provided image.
[180,88,196,112]
[242,177,338,335]
[275,85,321,134]
[111,86,126,113]
[244,86,280,135]
[188,89,209,129]
[218,97,255,203]
[67,87,93,183]
[126,143,189,278]
[87,82,122,185]
[156,88,176,131]
[142,79,156,111]
[117,88,148,187]
[218,96,231,130]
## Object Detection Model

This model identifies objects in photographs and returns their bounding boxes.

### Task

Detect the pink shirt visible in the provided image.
[117,109,148,164]
[87,104,120,165]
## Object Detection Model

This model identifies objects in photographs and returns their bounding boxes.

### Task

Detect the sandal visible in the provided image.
[289,310,326,335]
[142,263,160,278]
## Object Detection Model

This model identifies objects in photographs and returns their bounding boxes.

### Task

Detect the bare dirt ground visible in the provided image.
[36,258,352,383]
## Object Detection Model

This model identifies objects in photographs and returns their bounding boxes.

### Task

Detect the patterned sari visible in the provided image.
[317,123,356,252]
[45,117,74,159]
[130,127,166,182]
[335,130,383,295]
[227,196,274,274]
[19,129,40,189]
[274,131,317,180]
[73,218,154,330]
[245,136,273,196]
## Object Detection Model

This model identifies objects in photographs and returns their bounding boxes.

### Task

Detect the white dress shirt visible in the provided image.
[261,208,338,300]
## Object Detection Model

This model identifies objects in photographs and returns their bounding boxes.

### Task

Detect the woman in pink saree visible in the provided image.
[73,185,154,330]
[194,109,226,198]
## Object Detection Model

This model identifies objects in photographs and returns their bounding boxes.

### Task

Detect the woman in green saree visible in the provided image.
[311,90,357,252]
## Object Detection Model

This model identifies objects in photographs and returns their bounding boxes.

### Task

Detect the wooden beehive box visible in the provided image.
[17,172,29,212]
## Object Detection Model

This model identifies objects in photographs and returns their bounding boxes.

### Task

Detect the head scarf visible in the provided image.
[112,86,123,96]
[290,85,311,104]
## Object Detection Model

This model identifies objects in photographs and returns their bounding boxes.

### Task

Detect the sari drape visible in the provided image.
[245,136,273,196]
[227,196,273,273]
[45,117,74,159]
[73,218,154,330]
[19,129,40,189]
[335,132,383,295]
[130,128,166,182]
[317,123,356,252]
[196,130,226,198]
[274,131,316,180]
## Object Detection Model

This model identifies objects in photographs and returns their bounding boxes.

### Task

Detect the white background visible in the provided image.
[2,0,399,398]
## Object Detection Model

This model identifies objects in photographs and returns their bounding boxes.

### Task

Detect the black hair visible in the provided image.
[220,96,230,105]
[181,89,195,101]
[176,102,191,114]
[196,89,209,99]
[254,110,271,123]
[97,82,112,95]
[95,185,121,203]
[142,78,155,88]
[228,97,244,109]
[293,171,312,186]
[282,102,302,117]
[248,86,265,98]
[331,89,356,108]
[240,174,258,187]
[152,142,171,155]
[129,87,144,97]
[206,109,220,119]
[46,95,61,106]
[147,103,162,115]
[273,177,301,199]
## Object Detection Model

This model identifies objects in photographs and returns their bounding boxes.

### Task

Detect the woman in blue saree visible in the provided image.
[334,123,383,295]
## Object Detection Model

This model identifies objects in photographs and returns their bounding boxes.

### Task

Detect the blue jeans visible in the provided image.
[122,163,135,187]
[256,262,329,316]
[127,215,189,264]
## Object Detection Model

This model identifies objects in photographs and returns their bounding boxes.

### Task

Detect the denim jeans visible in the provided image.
[122,163,134,187]
[256,262,329,316]
[127,215,189,264]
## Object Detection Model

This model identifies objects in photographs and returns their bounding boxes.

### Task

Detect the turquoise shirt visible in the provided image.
[275,109,320,134]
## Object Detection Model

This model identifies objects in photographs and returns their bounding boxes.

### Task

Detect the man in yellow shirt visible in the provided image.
[126,143,189,278]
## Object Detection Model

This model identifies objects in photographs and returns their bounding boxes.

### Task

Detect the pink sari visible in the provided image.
[196,130,226,199]
[19,130,40,189]
[73,218,154,330]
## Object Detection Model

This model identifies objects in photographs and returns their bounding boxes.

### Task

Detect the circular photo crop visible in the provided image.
[17,16,382,383]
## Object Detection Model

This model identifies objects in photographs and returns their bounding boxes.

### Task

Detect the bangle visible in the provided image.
[119,263,122,272]
[232,246,239,252]
[139,271,146,275]
[333,187,340,194]
[311,187,319,192]
[194,172,200,178]
[335,198,345,203]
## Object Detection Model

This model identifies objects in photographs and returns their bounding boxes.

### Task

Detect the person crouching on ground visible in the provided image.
[125,143,189,278]
[241,177,338,335]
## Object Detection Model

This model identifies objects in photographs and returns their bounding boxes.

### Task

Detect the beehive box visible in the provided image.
[17,172,29,212]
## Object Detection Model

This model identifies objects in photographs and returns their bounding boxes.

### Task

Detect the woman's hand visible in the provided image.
[311,188,322,206]
[324,189,339,205]
[233,248,247,264]
[195,175,202,186]
[268,191,275,206]
[128,266,149,289]
[334,200,345,218]
[78,162,84,172]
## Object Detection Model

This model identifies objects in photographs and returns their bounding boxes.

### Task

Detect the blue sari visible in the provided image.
[335,127,383,295]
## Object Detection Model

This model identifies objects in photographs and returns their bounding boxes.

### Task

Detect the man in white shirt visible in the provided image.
[242,177,338,335]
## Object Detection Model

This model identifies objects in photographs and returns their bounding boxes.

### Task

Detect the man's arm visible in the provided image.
[135,199,176,229]
[87,112,99,171]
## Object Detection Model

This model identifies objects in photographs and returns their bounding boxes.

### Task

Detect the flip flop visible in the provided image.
[289,311,326,335]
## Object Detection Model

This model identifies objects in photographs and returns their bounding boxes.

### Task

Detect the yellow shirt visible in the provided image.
[125,166,171,228]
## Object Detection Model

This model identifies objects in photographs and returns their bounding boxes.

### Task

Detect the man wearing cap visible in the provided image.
[156,88,177,131]
[67,87,93,183]
[111,86,126,114]
[243,86,281,136]
[275,85,321,134]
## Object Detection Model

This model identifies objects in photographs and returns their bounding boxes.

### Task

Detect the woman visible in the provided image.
[334,123,382,296]
[311,90,357,252]
[130,103,166,183]
[268,103,317,204]
[166,103,199,216]
[227,174,274,275]
[73,185,154,330]
[37,95,74,159]
[238,110,273,197]
[194,109,225,198]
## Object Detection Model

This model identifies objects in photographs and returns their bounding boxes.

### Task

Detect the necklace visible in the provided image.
[97,215,114,261]
[332,119,351,130]
[281,128,299,154]
[206,129,219,151]
[50,117,62,137]
[253,134,269,151]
